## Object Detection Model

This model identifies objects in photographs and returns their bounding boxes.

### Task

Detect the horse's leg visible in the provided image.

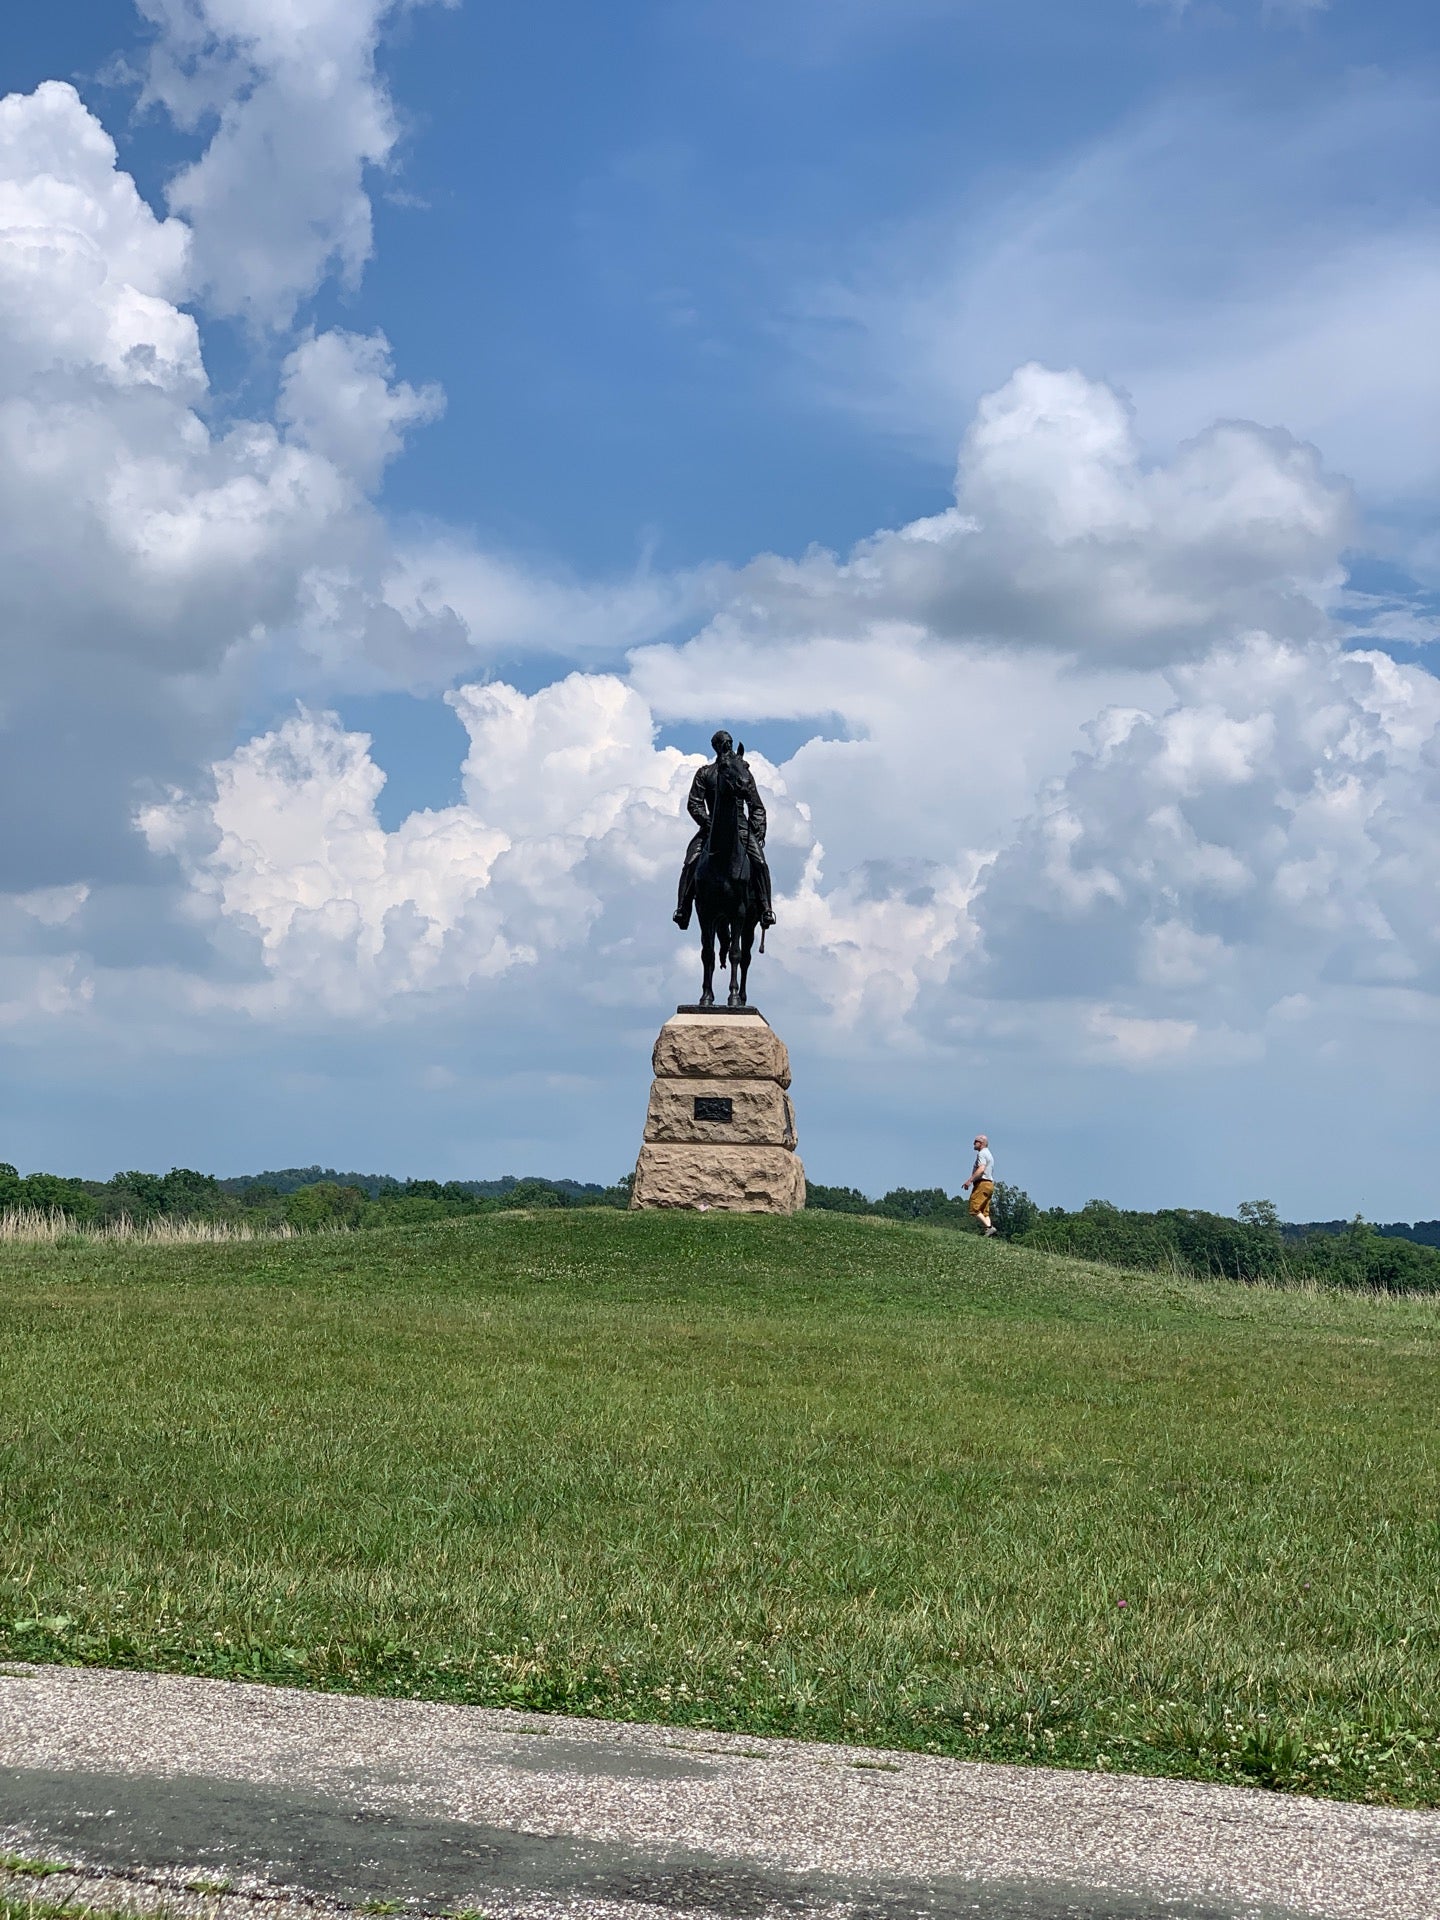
[699,912,716,1008]
[737,917,753,1006]
[726,893,743,1007]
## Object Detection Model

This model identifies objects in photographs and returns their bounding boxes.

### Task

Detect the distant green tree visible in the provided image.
[876,1187,951,1221]
[231,1184,288,1229]
[285,1182,364,1231]
[8,1171,97,1222]
[988,1182,1039,1240]
[805,1183,875,1214]
[362,1195,452,1226]
[500,1178,569,1210]
[106,1170,166,1220]
[159,1168,220,1215]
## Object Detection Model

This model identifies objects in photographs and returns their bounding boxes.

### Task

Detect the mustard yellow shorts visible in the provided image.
[968,1180,994,1216]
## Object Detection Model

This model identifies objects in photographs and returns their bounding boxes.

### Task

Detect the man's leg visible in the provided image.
[674,856,697,929]
[750,840,776,928]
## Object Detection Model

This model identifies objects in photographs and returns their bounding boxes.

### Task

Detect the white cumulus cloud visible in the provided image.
[669,364,1350,666]
[132,355,1428,1071]
[0,79,443,900]
[142,680,701,1015]
[143,671,987,1033]
[0,80,197,392]
[278,329,444,490]
[138,0,450,327]
[972,636,1440,1046]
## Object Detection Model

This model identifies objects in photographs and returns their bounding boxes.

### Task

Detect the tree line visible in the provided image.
[3,1160,1437,1293]
[806,1184,1440,1293]
[0,1163,631,1232]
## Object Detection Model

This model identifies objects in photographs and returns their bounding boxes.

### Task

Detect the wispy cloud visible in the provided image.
[1140,0,1330,15]
[785,75,1440,519]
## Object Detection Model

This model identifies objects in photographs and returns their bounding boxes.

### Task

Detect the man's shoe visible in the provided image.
[673,910,690,929]
[761,911,777,929]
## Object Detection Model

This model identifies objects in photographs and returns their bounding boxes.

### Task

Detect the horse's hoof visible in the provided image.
[699,992,714,1008]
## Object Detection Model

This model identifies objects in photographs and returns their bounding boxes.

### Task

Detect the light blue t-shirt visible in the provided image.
[974,1147,994,1181]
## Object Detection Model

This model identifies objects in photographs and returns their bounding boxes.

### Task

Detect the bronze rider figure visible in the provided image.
[673,730,776,932]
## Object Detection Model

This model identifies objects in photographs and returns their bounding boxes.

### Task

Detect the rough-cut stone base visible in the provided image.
[632,1142,805,1214]
[643,1075,797,1148]
[653,1012,791,1087]
[632,1009,803,1214]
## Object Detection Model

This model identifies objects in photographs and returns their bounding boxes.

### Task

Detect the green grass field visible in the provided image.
[2,1211,1437,1806]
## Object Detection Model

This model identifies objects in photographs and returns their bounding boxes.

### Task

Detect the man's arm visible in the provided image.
[686,765,711,830]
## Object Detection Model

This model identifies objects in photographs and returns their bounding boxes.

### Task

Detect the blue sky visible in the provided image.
[0,0,1436,1213]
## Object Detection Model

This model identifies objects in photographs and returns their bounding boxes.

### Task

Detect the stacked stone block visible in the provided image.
[630,1011,805,1213]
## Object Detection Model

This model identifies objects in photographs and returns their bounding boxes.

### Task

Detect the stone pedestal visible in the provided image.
[631,1009,805,1213]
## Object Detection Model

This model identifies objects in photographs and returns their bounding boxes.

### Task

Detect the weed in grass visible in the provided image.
[0,1861,79,1882]
[1,1210,1437,1807]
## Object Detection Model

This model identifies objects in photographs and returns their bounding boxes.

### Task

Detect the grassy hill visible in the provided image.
[1,1210,1436,1807]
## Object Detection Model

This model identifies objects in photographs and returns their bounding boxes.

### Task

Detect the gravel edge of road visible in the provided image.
[5,1664,1440,1920]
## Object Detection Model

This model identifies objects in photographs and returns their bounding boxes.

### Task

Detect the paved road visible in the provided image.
[2,1667,1436,1920]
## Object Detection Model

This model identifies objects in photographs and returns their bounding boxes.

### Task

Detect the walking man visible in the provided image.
[962,1134,997,1236]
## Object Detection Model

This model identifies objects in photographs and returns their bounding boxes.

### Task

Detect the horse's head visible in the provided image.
[714,736,748,785]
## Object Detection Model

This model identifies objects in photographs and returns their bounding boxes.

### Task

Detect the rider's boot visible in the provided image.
[673,868,694,929]
[757,865,776,930]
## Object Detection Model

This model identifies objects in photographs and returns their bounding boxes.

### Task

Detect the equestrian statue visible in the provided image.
[673,729,776,1009]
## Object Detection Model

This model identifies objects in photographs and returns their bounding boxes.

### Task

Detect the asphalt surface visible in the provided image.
[2,1667,1437,1920]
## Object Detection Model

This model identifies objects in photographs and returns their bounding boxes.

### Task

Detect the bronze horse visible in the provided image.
[695,744,765,1009]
